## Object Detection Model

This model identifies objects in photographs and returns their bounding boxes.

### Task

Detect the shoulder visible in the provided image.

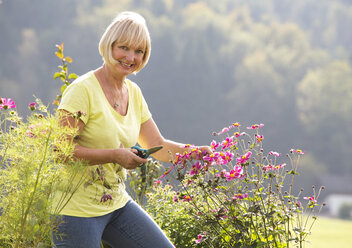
[125,78,144,95]
[64,71,97,94]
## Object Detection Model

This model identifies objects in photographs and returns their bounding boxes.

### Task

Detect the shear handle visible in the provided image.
[131,145,149,158]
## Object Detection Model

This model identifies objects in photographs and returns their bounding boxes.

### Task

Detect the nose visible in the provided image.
[125,50,135,61]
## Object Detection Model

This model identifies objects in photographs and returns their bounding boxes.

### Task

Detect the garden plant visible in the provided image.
[0,44,87,248]
[142,124,325,247]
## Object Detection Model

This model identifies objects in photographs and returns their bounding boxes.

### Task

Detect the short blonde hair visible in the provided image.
[99,11,151,73]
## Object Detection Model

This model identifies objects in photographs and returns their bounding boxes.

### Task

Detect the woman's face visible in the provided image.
[111,42,145,75]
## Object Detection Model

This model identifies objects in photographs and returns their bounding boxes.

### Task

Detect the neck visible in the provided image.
[100,64,125,90]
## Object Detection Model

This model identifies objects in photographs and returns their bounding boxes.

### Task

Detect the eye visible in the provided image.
[119,46,128,50]
[136,49,144,54]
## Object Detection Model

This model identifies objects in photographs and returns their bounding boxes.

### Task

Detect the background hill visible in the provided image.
[1,0,351,193]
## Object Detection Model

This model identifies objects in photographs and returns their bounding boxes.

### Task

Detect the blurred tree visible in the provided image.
[297,61,352,174]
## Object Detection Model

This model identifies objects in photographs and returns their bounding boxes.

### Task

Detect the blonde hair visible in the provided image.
[99,11,151,73]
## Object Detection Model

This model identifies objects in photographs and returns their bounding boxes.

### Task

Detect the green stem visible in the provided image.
[15,129,52,248]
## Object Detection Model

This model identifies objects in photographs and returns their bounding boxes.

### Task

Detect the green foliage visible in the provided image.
[126,159,163,205]
[53,43,78,107]
[144,124,325,247]
[0,99,87,247]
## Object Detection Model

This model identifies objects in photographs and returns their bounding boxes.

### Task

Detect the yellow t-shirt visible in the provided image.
[56,70,151,217]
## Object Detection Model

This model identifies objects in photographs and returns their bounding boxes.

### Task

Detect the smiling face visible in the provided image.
[99,12,151,74]
[111,42,145,76]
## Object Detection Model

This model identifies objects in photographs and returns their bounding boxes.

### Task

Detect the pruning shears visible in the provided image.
[131,145,163,159]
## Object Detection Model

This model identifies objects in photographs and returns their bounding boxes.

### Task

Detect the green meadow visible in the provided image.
[306,216,352,248]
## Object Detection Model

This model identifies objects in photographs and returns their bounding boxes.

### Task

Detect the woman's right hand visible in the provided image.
[114,145,148,170]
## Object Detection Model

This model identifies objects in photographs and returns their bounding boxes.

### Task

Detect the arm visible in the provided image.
[59,110,147,169]
[138,118,211,163]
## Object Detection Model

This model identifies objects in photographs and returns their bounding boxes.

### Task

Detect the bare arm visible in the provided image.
[59,110,147,169]
[138,118,211,163]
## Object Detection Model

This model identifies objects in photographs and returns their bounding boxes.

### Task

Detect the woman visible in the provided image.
[52,11,210,248]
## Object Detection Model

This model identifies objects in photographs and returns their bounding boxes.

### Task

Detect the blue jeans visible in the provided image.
[52,200,174,248]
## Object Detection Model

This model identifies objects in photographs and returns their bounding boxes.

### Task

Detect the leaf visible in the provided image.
[65,56,72,63]
[55,50,63,60]
[60,84,67,94]
[68,73,78,80]
[56,43,64,51]
[53,72,62,79]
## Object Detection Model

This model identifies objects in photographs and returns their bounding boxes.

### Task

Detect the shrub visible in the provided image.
[143,123,325,247]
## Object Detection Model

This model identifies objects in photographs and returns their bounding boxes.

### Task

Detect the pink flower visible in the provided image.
[304,196,317,203]
[189,161,202,175]
[160,165,175,179]
[210,140,220,151]
[224,165,243,180]
[195,234,203,244]
[263,164,273,172]
[232,122,240,127]
[236,151,252,165]
[183,195,192,202]
[247,123,264,130]
[273,163,286,170]
[0,98,16,110]
[255,134,264,143]
[290,149,305,155]
[232,193,248,200]
[220,151,234,165]
[221,136,236,150]
[269,151,281,157]
[154,180,162,187]
[234,131,246,138]
[173,195,179,202]
[203,152,221,164]
[216,124,236,135]
[28,102,36,111]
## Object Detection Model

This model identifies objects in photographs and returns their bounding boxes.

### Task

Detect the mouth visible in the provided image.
[119,61,134,69]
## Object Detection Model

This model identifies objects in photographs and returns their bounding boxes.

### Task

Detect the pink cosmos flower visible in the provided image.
[182,195,192,202]
[189,161,202,175]
[263,164,273,172]
[274,163,286,170]
[220,151,234,165]
[236,151,252,165]
[203,152,221,164]
[255,134,264,143]
[269,151,281,157]
[232,122,240,127]
[154,180,162,187]
[304,196,317,203]
[247,123,264,130]
[160,165,175,179]
[232,193,248,200]
[0,98,16,110]
[195,234,203,244]
[210,140,220,151]
[224,165,243,180]
[234,131,246,138]
[173,195,179,202]
[290,149,305,155]
[28,102,36,111]
[221,136,236,150]
[263,163,287,172]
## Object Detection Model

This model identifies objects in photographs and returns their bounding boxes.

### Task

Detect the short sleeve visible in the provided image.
[58,81,90,124]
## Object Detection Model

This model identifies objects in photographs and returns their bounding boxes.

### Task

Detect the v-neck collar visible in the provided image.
[91,71,130,117]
